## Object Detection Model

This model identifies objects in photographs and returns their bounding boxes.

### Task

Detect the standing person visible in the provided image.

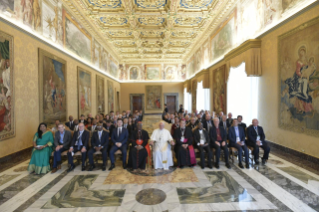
[67,123,90,172]
[109,119,129,170]
[88,123,109,171]
[150,121,175,170]
[52,124,72,173]
[194,122,212,169]
[129,122,149,172]
[178,104,184,113]
[28,123,54,174]
[228,119,249,169]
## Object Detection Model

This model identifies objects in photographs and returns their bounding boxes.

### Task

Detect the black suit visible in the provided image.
[194,128,212,168]
[219,121,228,133]
[68,130,90,166]
[88,130,109,166]
[65,121,75,130]
[247,125,270,161]
[110,127,129,166]
[226,118,233,128]
[209,126,229,164]
[238,122,247,136]
[87,125,97,133]
[228,126,249,165]
[173,127,194,167]
[53,130,72,168]
[202,120,213,132]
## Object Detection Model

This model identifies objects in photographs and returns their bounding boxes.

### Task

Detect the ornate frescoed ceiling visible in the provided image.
[60,0,237,63]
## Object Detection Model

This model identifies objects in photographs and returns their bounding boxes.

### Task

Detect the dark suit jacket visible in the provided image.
[173,127,193,146]
[79,119,87,125]
[54,130,72,149]
[91,130,109,148]
[226,118,233,128]
[193,128,210,146]
[111,127,129,145]
[228,126,246,145]
[247,125,266,146]
[65,121,75,130]
[127,124,135,136]
[87,125,97,133]
[70,130,90,149]
[219,121,228,132]
[202,120,213,131]
[209,126,227,142]
[130,130,149,147]
[238,122,247,136]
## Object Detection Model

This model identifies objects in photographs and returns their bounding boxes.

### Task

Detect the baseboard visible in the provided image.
[266,140,319,164]
[0,146,33,164]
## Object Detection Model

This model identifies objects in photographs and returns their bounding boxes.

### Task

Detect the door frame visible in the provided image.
[130,93,145,112]
[164,93,179,113]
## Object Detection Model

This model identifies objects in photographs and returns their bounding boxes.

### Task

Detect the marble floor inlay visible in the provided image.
[0,174,43,205]
[127,167,176,176]
[0,174,20,186]
[255,165,319,211]
[177,171,255,204]
[267,159,285,165]
[13,166,29,172]
[135,188,167,205]
[42,174,125,208]
[277,166,319,184]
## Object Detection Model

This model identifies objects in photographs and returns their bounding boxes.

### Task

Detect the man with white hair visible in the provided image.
[247,119,270,165]
[150,121,175,170]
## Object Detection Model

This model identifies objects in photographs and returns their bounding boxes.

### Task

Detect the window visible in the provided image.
[196,81,210,111]
[183,87,192,112]
[227,62,259,125]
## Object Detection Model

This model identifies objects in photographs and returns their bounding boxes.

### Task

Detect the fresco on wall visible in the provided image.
[39,49,67,125]
[63,9,91,62]
[42,0,62,45]
[145,85,162,111]
[202,40,210,67]
[195,49,201,73]
[129,66,139,80]
[109,59,118,78]
[210,10,236,63]
[213,65,226,114]
[101,48,108,73]
[107,80,114,112]
[96,75,105,114]
[163,66,176,80]
[0,0,14,12]
[14,0,42,31]
[279,17,319,137]
[146,65,161,80]
[93,41,100,68]
[0,31,15,140]
[77,67,91,117]
[118,64,127,81]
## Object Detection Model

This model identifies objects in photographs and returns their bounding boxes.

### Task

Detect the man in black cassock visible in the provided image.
[173,119,194,168]
[129,122,149,172]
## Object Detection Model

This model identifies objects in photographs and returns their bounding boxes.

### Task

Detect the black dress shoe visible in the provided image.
[201,166,205,169]
[88,165,95,171]
[238,163,244,169]
[245,164,250,169]
[108,164,115,171]
[215,163,220,169]
[123,165,127,169]
[180,165,184,169]
[226,163,231,169]
[255,160,260,165]
[67,164,75,172]
[208,165,213,169]
[102,165,106,171]
[262,159,266,165]
[82,166,86,171]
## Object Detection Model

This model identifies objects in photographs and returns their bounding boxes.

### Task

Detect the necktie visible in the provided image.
[255,127,259,135]
[77,131,82,150]
[224,122,226,129]
[99,131,102,141]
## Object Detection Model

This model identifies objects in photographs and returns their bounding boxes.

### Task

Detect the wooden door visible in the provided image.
[166,96,176,113]
[132,96,142,111]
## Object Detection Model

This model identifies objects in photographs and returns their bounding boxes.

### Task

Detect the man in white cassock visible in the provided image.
[150,121,175,170]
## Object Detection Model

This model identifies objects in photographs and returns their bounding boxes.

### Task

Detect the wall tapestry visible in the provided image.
[279,17,319,137]
[77,67,92,117]
[107,80,114,112]
[213,65,226,114]
[191,80,197,112]
[145,85,162,111]
[96,75,105,114]
[0,31,14,140]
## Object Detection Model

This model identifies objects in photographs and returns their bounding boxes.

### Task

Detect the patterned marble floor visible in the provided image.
[1,116,319,212]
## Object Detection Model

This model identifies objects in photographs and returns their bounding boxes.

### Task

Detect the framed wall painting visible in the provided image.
[107,80,114,112]
[212,65,226,114]
[145,85,162,111]
[96,75,105,114]
[77,67,92,117]
[0,31,15,140]
[39,48,67,126]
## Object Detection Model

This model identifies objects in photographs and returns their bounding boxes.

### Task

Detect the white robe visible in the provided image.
[150,128,173,170]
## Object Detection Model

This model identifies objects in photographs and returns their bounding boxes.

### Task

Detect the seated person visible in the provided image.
[173,119,196,168]
[109,119,129,170]
[194,122,212,169]
[73,119,79,132]
[247,119,270,165]
[219,115,228,132]
[87,119,97,133]
[88,123,109,171]
[237,115,247,136]
[52,124,72,173]
[210,118,230,169]
[226,113,233,128]
[128,122,149,172]
[202,114,213,132]
[51,120,60,133]
[228,119,249,169]
[187,117,198,132]
[28,123,54,174]
[67,123,89,172]
[65,115,75,130]
[170,117,180,136]
[79,114,87,125]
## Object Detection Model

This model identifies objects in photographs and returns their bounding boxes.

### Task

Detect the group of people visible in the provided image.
[27,106,270,175]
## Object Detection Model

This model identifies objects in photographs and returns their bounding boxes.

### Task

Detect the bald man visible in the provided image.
[247,119,270,165]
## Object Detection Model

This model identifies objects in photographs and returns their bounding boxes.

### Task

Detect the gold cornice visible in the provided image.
[224,39,261,62]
